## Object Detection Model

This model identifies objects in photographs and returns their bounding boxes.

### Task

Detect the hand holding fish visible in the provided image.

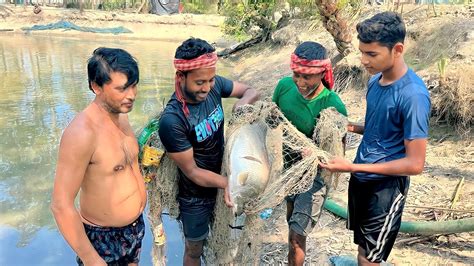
[319,156,353,172]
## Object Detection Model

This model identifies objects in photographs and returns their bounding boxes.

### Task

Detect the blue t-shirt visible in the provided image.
[159,75,233,198]
[353,69,431,181]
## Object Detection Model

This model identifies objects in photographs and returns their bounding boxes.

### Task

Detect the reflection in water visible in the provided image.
[0,34,234,265]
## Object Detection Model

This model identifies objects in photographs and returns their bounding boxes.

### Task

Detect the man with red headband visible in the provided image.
[158,38,259,265]
[272,41,347,265]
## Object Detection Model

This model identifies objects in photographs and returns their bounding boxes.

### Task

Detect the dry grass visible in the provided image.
[406,19,474,72]
[428,66,474,137]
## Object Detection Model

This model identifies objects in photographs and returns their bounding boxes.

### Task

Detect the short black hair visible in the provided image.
[356,11,406,49]
[87,47,139,93]
[294,41,328,60]
[175,38,215,60]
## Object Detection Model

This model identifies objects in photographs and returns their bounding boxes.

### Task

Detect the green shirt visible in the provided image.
[272,76,347,138]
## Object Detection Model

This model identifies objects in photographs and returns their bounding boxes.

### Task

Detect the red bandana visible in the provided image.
[290,53,334,89]
[173,53,218,116]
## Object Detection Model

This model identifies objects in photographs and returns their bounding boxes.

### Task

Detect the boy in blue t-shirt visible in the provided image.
[321,12,431,264]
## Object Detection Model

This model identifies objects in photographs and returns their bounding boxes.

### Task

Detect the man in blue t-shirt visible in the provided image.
[158,38,259,265]
[321,12,431,265]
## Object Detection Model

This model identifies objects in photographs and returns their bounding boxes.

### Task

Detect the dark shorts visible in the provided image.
[77,214,145,266]
[286,175,328,237]
[178,196,216,241]
[348,175,409,263]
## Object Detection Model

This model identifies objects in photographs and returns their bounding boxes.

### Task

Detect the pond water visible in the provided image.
[0,33,235,265]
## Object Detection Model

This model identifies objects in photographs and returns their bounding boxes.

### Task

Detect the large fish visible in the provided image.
[226,120,271,215]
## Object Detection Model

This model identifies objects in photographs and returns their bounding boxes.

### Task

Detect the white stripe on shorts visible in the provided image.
[366,192,404,262]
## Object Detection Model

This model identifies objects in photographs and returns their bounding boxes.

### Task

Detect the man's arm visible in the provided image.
[167,148,232,207]
[51,124,106,266]
[167,148,228,189]
[229,81,260,110]
[321,138,427,176]
[347,122,364,135]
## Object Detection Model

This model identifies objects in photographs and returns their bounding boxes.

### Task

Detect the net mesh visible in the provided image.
[205,101,336,264]
[313,107,348,189]
[139,101,347,264]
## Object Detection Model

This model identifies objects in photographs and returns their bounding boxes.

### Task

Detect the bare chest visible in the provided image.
[89,128,139,175]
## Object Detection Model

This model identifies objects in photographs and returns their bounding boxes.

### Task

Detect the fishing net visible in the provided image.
[137,111,180,266]
[21,20,133,34]
[138,101,347,264]
[204,101,344,264]
[313,107,348,189]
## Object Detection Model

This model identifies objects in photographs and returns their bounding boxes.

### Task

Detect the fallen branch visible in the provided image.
[136,0,147,14]
[217,35,263,58]
[450,177,465,209]
[396,235,438,246]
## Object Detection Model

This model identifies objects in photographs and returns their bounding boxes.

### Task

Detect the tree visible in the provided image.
[314,0,355,62]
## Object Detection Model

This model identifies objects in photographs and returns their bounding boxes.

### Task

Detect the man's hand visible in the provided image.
[224,186,234,208]
[347,122,364,135]
[319,156,353,173]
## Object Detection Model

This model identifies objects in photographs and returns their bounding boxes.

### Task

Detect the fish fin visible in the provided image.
[238,172,249,186]
[242,156,263,164]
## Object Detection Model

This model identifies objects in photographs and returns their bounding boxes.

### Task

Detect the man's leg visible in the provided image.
[287,201,306,265]
[178,196,216,266]
[357,246,379,266]
[349,176,409,264]
[184,239,204,266]
[288,229,306,266]
[286,177,326,266]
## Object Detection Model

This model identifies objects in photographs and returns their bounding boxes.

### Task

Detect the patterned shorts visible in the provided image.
[77,214,145,266]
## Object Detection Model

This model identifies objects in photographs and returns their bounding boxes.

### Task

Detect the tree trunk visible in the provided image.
[314,0,354,62]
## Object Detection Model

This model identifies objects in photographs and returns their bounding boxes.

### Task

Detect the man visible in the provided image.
[51,48,147,266]
[158,38,259,265]
[321,12,431,265]
[272,41,347,266]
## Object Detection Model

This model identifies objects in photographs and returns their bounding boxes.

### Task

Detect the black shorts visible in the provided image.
[178,196,216,241]
[348,175,409,263]
[77,214,145,265]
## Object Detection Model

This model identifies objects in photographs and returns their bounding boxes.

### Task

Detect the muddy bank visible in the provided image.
[0,5,232,44]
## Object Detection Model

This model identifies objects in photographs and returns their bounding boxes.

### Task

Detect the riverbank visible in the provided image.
[0,5,234,44]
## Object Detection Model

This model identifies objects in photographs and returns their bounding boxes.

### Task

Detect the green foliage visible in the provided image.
[101,0,125,10]
[182,0,219,14]
[336,0,362,10]
[437,56,449,83]
[287,0,319,18]
[221,0,278,40]
[219,0,362,40]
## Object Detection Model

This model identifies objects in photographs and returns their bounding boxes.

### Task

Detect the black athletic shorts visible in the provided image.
[347,175,409,263]
[178,196,216,241]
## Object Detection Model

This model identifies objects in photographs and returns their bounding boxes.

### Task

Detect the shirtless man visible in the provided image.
[51,47,147,266]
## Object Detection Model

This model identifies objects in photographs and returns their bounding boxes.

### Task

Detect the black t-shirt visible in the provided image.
[158,75,233,198]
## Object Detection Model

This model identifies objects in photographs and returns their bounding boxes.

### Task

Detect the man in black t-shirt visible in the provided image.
[158,38,259,265]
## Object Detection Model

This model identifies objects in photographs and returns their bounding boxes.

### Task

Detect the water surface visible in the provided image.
[0,33,234,265]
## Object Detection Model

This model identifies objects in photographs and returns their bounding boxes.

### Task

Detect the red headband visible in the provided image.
[290,53,334,89]
[173,53,218,116]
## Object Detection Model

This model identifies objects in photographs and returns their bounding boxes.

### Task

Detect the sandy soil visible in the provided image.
[0,5,230,44]
[1,3,472,265]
